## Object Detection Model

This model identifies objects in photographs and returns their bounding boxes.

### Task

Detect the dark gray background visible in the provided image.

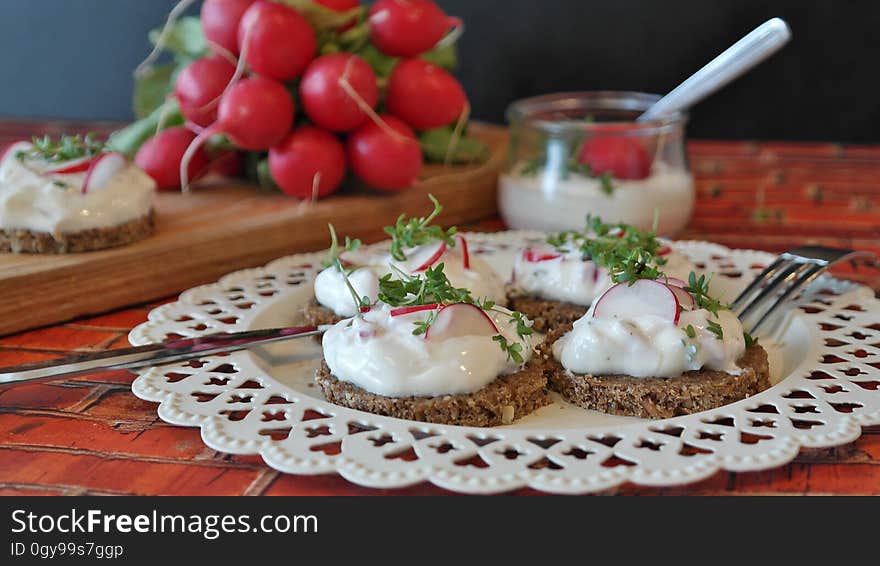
[0,1,876,141]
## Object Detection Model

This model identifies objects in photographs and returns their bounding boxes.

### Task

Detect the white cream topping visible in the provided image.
[0,143,155,235]
[511,241,695,306]
[322,303,535,397]
[314,242,506,317]
[499,165,694,236]
[553,304,746,378]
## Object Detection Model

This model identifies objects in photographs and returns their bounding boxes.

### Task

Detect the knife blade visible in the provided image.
[0,325,331,387]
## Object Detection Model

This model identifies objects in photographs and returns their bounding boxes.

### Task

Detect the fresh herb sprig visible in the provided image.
[547,216,667,284]
[376,263,533,363]
[323,223,362,269]
[743,331,759,348]
[17,133,105,163]
[377,263,474,308]
[684,271,728,317]
[706,319,725,340]
[384,194,457,262]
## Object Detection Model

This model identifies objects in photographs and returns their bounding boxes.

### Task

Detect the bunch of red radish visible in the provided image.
[134,0,469,199]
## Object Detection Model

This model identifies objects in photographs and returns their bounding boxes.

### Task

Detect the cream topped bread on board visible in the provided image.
[315,261,549,427]
[304,195,506,325]
[0,135,156,253]
[544,273,770,419]
[507,216,694,336]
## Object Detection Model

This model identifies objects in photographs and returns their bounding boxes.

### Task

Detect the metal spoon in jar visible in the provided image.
[638,17,792,122]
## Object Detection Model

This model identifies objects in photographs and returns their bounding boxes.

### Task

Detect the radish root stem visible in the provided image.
[444,102,470,166]
[191,21,253,116]
[180,124,218,193]
[134,0,199,78]
[435,18,465,51]
[155,95,175,135]
[338,56,409,144]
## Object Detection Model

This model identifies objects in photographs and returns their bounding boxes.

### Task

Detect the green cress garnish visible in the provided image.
[323,223,362,269]
[323,224,370,310]
[684,272,727,317]
[547,216,667,284]
[377,263,533,364]
[17,133,105,163]
[383,194,457,262]
[548,216,742,343]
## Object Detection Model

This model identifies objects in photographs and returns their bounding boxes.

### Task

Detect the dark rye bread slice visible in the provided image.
[544,344,771,419]
[302,299,344,326]
[315,359,551,427]
[0,210,155,254]
[506,289,587,340]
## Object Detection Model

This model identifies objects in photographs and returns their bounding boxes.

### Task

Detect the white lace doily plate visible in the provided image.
[129,232,880,494]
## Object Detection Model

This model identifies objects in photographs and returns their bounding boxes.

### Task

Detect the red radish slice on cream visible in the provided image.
[390,303,440,317]
[661,277,686,288]
[523,248,562,262]
[657,246,672,256]
[458,235,470,269]
[593,279,681,323]
[425,303,498,340]
[45,156,96,174]
[411,240,447,272]
[82,153,126,194]
[668,285,696,311]
[359,305,372,313]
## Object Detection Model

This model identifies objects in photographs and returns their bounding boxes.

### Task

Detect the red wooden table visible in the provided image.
[0,121,878,495]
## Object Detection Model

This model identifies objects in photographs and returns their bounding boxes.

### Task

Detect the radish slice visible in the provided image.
[359,305,372,313]
[424,303,498,340]
[668,285,696,311]
[82,152,126,194]
[523,247,562,262]
[45,155,97,175]
[593,279,681,323]
[458,234,470,269]
[411,240,447,272]
[661,277,686,288]
[657,246,672,256]
[390,303,440,317]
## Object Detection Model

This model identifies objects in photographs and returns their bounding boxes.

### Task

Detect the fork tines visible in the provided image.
[732,246,877,334]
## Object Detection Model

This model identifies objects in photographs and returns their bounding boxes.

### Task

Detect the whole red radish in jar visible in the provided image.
[238,0,317,81]
[578,136,651,180]
[314,0,361,31]
[386,59,467,130]
[201,0,256,56]
[299,54,379,132]
[173,55,236,128]
[347,115,422,191]
[135,127,209,191]
[368,0,458,57]
[269,127,346,200]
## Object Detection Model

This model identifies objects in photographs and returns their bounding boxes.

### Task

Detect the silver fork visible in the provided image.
[731,245,877,334]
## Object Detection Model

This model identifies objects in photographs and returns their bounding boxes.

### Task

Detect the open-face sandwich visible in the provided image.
[508,217,694,337]
[544,271,770,419]
[304,195,506,326]
[0,135,155,253]
[315,255,548,427]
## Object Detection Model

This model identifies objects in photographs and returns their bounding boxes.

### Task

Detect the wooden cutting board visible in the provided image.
[0,123,509,336]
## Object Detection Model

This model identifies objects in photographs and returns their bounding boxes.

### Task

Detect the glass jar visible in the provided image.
[499,91,694,236]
